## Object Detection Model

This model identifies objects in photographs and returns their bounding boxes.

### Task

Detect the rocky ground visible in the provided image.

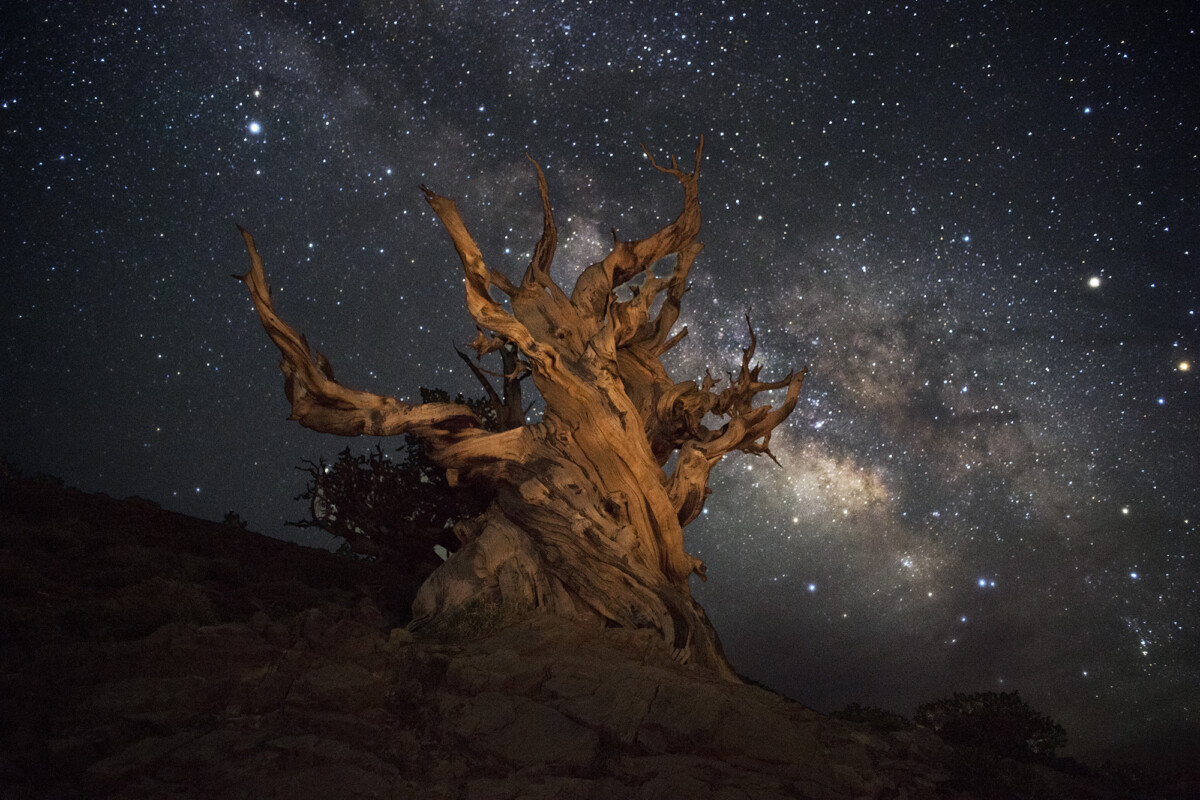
[0,470,1179,799]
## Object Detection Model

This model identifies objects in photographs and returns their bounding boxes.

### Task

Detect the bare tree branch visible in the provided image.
[571,137,705,323]
[235,226,483,441]
[520,153,558,289]
[421,186,579,386]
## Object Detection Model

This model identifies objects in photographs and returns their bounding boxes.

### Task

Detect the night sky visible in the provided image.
[2,1,1196,772]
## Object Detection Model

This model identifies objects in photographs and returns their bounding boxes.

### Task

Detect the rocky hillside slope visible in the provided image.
[0,471,1166,799]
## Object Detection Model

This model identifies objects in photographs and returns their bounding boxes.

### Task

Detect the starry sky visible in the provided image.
[2,0,1197,773]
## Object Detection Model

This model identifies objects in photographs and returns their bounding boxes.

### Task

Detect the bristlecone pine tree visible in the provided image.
[235,138,806,678]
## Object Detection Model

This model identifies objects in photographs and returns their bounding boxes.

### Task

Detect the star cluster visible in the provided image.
[1,1,1196,772]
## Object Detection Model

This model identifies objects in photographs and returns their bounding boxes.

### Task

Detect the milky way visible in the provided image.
[2,2,1196,770]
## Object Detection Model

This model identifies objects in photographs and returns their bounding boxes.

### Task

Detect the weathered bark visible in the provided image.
[236,138,806,679]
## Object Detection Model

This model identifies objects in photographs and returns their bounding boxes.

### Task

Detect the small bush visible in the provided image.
[291,388,500,561]
[833,702,914,732]
[915,690,1066,761]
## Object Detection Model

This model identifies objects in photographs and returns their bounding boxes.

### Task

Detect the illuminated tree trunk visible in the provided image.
[236,139,805,678]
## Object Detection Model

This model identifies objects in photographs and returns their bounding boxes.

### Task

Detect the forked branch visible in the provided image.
[657,318,808,524]
[421,187,564,377]
[570,137,705,322]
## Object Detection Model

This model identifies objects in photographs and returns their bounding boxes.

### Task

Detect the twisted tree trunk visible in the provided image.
[235,139,805,678]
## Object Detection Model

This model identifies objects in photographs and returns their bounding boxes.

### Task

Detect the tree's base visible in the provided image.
[410,509,739,682]
[410,512,599,631]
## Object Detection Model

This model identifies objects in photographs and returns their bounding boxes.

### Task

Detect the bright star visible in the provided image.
[1087,276,1101,288]
[248,121,262,134]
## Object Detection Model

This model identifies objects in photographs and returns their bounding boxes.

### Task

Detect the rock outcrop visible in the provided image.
[0,472,1151,799]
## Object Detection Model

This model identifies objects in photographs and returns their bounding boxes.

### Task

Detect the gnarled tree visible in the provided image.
[236,138,806,679]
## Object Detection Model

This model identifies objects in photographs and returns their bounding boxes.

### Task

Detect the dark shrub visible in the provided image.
[833,702,914,732]
[291,388,498,562]
[915,690,1066,761]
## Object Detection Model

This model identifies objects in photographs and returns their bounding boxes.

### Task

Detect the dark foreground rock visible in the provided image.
[0,473,1159,799]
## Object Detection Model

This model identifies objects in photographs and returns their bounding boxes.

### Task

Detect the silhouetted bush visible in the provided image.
[833,702,914,732]
[915,690,1066,761]
[290,388,498,562]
